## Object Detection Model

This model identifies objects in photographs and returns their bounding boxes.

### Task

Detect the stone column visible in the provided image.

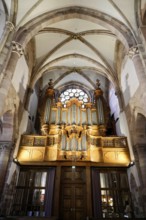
[128,46,146,84]
[0,21,15,52]
[0,41,23,116]
[0,142,12,197]
[0,22,15,81]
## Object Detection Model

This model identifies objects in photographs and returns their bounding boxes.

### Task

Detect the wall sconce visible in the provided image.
[129,161,135,167]
[13,158,20,165]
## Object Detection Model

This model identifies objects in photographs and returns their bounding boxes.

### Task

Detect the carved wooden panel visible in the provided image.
[90,147,103,162]
[60,167,86,220]
[103,148,130,164]
[61,167,86,183]
[44,147,58,161]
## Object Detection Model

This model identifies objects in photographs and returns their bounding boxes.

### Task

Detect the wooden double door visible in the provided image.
[60,166,87,220]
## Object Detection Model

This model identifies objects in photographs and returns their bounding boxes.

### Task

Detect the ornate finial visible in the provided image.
[96,79,100,88]
[48,79,53,88]
[94,79,103,97]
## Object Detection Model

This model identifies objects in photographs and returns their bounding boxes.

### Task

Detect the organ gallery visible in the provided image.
[13,79,131,219]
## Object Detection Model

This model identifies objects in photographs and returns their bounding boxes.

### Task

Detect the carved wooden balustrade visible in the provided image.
[17,135,130,166]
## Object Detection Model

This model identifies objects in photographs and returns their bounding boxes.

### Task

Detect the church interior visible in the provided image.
[0,0,146,219]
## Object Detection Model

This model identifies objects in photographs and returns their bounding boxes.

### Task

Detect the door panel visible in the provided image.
[60,167,86,220]
[62,185,72,219]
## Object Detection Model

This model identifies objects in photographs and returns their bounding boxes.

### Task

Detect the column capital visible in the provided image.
[127,46,139,59]
[12,41,24,57]
[6,21,15,31]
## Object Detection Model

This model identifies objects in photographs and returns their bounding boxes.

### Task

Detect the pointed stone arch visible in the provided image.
[15,6,136,49]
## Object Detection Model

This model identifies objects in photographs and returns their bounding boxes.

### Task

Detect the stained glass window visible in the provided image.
[60,88,89,106]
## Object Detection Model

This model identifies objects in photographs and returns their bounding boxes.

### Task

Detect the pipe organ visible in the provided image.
[17,80,130,166]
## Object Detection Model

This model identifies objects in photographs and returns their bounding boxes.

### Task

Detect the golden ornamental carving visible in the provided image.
[66,98,82,107]
[41,123,49,135]
[17,134,130,166]
[86,103,92,108]
[65,124,83,138]
[45,79,55,97]
[94,79,103,97]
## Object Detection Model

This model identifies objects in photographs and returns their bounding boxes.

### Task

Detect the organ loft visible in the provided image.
[17,79,130,166]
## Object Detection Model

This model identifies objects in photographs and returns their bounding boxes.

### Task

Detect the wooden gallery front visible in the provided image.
[12,80,132,219]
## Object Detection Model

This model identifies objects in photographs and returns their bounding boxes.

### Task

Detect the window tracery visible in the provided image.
[60,88,89,107]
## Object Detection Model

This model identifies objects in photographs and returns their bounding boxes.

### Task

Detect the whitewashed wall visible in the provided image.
[12,55,29,102]
[121,58,139,106]
[27,89,38,133]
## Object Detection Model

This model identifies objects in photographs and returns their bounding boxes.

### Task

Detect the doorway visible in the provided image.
[60,166,86,220]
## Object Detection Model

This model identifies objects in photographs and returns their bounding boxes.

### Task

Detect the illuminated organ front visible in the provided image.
[18,79,130,165]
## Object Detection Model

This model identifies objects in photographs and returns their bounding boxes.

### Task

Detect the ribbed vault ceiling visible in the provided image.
[3,0,146,95]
